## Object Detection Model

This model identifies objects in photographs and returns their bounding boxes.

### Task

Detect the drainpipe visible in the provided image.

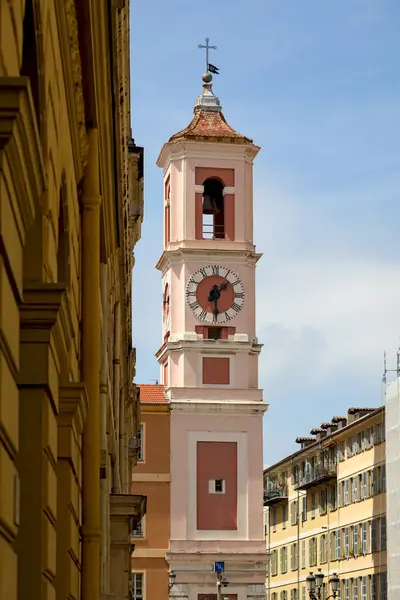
[113,301,121,493]
[100,263,109,591]
[81,128,101,600]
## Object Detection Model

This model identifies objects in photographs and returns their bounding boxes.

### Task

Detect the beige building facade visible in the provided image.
[0,1,145,600]
[264,407,387,600]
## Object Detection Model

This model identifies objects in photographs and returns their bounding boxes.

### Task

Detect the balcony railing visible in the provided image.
[202,222,225,240]
[294,463,337,491]
[264,485,288,506]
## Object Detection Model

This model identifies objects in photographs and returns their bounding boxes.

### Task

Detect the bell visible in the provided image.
[202,194,219,215]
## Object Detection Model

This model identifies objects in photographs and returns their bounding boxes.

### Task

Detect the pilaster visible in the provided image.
[17,282,71,600]
[56,383,88,600]
[0,77,45,600]
[81,127,102,600]
[110,494,147,599]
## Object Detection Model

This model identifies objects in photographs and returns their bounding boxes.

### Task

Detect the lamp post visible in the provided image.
[306,570,340,599]
[168,570,176,594]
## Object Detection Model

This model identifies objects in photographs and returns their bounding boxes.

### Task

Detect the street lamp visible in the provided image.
[306,570,340,599]
[168,570,176,593]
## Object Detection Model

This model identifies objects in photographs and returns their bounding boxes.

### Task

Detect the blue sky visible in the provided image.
[130,1,400,465]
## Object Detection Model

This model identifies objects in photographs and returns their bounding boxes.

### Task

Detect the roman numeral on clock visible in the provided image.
[235,292,244,299]
[189,301,199,310]
[199,310,207,320]
[231,302,241,313]
[186,290,196,296]
[199,267,208,278]
[211,265,219,276]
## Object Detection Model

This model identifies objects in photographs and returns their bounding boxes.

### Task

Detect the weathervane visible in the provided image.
[198,37,219,76]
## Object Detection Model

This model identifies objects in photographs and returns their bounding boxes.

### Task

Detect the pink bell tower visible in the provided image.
[156,52,268,600]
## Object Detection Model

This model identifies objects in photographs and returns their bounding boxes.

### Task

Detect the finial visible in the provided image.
[198,37,217,75]
[195,38,221,113]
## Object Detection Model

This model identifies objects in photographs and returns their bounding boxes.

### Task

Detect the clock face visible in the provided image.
[186,265,245,324]
[163,282,170,329]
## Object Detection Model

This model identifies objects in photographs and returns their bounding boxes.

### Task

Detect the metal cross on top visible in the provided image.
[198,37,217,73]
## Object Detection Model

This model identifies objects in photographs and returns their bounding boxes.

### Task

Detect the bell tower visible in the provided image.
[156,55,268,600]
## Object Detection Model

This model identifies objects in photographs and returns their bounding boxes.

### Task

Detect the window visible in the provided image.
[344,527,350,558]
[346,438,353,458]
[353,524,359,557]
[209,478,225,494]
[302,588,306,600]
[320,534,327,564]
[380,516,387,550]
[371,425,377,446]
[361,576,367,600]
[301,539,306,568]
[344,579,350,600]
[282,503,287,529]
[329,484,337,511]
[301,495,307,521]
[361,472,367,499]
[290,542,298,571]
[320,488,327,514]
[353,578,359,600]
[380,464,386,492]
[352,434,359,454]
[280,546,287,573]
[381,419,386,443]
[371,519,378,552]
[202,178,225,239]
[371,574,377,600]
[272,508,277,532]
[132,573,144,600]
[362,522,368,554]
[330,531,337,561]
[344,480,350,505]
[369,469,374,497]
[336,529,341,561]
[131,517,145,538]
[379,572,387,600]
[290,501,298,525]
[352,476,359,502]
[337,483,343,508]
[311,492,316,518]
[271,550,278,576]
[309,537,317,567]
[290,590,298,600]
[137,425,144,461]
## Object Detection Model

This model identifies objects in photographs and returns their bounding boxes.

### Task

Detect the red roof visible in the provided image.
[137,384,167,404]
[169,108,253,145]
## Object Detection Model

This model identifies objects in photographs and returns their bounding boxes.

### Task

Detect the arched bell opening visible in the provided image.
[202,178,225,239]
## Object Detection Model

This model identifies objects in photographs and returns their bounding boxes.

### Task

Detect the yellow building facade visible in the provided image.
[0,1,145,600]
[264,407,387,600]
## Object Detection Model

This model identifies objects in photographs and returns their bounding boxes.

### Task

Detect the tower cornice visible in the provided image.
[157,140,260,171]
[168,399,269,416]
[156,246,262,273]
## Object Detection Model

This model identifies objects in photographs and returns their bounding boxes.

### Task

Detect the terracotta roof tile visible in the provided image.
[169,108,253,145]
[137,384,167,404]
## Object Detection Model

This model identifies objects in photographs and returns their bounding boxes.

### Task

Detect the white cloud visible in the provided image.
[253,179,400,390]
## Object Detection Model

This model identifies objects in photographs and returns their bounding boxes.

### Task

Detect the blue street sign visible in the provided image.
[214,561,225,573]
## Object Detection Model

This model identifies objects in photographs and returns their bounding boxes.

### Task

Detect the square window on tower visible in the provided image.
[209,478,226,494]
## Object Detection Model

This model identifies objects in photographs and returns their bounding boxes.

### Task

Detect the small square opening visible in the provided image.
[208,327,222,340]
[215,479,224,493]
[208,478,226,494]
